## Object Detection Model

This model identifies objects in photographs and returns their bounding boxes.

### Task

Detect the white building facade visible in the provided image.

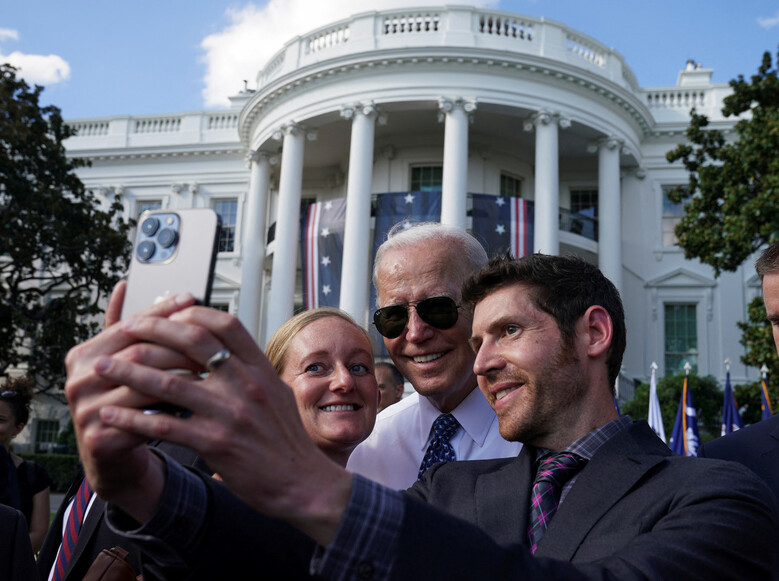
[28,6,757,448]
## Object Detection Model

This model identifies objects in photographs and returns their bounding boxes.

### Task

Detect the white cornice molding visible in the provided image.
[238,52,656,147]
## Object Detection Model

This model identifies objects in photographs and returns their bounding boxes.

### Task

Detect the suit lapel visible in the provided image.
[475,446,534,547]
[535,422,669,560]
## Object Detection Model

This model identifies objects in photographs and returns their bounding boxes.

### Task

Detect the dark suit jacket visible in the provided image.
[699,414,779,499]
[0,504,35,581]
[37,441,206,581]
[393,420,779,580]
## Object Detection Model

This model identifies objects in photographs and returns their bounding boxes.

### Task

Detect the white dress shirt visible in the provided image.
[347,386,522,489]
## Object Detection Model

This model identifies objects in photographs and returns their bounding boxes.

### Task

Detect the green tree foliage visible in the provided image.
[0,64,131,397]
[622,373,723,443]
[736,296,779,417]
[665,48,779,276]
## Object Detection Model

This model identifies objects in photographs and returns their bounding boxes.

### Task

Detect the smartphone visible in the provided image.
[121,208,221,319]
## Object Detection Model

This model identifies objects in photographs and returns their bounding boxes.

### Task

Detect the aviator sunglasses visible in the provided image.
[373,296,460,339]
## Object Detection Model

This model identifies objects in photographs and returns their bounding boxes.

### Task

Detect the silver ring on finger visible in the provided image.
[206,348,231,372]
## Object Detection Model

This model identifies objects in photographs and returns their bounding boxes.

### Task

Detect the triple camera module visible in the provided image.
[136,213,180,263]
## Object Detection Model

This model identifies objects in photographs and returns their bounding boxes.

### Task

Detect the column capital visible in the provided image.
[112,185,124,197]
[340,101,383,121]
[437,97,477,122]
[272,122,316,142]
[587,135,623,154]
[188,182,199,196]
[245,149,271,168]
[170,183,182,195]
[523,110,570,132]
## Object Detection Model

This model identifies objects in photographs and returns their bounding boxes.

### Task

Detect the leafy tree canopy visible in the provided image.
[736,296,779,417]
[666,48,779,276]
[0,64,131,397]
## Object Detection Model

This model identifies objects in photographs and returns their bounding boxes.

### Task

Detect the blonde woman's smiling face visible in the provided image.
[280,317,378,464]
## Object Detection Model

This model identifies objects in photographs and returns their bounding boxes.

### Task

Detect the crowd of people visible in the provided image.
[2,223,778,580]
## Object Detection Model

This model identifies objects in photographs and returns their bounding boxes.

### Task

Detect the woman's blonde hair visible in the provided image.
[265,307,372,375]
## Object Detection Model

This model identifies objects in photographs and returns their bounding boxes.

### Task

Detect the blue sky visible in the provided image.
[2,0,778,119]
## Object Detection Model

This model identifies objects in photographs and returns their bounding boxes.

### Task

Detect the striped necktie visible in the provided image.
[53,477,93,581]
[527,452,587,554]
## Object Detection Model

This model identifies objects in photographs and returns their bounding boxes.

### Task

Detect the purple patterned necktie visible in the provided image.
[527,452,587,554]
[53,477,93,581]
[417,413,461,480]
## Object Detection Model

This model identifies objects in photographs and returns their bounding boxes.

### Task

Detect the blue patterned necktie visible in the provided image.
[527,452,587,554]
[417,413,461,480]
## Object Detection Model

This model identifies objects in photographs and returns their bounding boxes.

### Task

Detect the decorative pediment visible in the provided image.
[645,267,715,288]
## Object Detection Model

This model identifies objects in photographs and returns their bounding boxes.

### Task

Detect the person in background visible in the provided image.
[698,241,779,498]
[0,375,51,553]
[347,223,521,488]
[375,362,404,413]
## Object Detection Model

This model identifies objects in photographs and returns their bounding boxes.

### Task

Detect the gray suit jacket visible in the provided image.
[396,420,779,580]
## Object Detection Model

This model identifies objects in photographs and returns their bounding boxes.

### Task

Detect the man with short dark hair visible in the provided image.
[374,362,404,412]
[64,253,779,580]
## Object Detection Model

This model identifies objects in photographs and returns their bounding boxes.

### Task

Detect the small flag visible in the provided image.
[761,378,774,420]
[301,198,347,309]
[669,372,700,456]
[648,363,666,443]
[721,371,743,435]
[471,194,534,258]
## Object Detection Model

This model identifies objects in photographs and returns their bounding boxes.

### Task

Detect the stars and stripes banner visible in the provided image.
[721,371,744,435]
[669,375,700,456]
[471,194,534,259]
[369,191,442,354]
[647,365,667,443]
[761,378,774,420]
[301,198,347,309]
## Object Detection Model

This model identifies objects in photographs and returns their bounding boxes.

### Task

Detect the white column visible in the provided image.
[597,137,623,293]
[237,150,271,343]
[266,123,306,340]
[524,111,567,255]
[339,103,379,326]
[439,98,475,230]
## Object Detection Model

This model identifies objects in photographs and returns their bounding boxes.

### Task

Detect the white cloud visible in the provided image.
[0,28,20,42]
[0,28,70,86]
[757,10,779,29]
[1,51,71,85]
[200,0,496,108]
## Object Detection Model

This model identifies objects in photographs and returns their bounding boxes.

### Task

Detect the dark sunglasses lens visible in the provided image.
[417,297,458,329]
[374,306,408,338]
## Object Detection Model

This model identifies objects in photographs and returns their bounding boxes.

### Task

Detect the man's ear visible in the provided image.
[582,305,612,358]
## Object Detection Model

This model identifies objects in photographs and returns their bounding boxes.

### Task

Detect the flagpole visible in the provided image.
[682,362,691,456]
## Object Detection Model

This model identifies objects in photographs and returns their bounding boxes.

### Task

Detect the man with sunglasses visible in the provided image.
[347,223,521,488]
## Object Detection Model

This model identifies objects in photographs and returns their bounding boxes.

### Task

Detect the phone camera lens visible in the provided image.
[141,217,160,236]
[157,228,178,248]
[137,240,156,261]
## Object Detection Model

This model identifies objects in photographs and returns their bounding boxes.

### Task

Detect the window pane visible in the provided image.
[570,189,598,217]
[664,304,698,375]
[136,200,162,218]
[213,199,237,253]
[500,174,522,198]
[411,166,442,192]
[662,187,688,247]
